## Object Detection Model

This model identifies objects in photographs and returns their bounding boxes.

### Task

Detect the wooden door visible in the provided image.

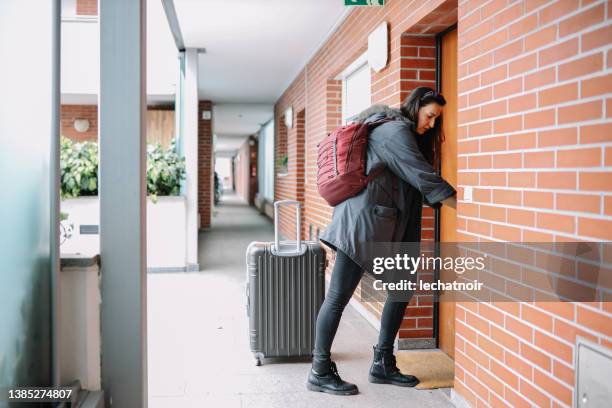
[438,27,458,359]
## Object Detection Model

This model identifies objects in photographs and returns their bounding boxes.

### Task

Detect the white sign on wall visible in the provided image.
[284,106,293,129]
[368,22,388,72]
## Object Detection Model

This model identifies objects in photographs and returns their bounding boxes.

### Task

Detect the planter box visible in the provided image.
[61,196,187,270]
[146,196,186,269]
[59,255,101,391]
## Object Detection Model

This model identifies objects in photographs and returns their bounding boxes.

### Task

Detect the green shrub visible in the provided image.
[147,139,186,200]
[60,136,98,199]
[60,137,186,199]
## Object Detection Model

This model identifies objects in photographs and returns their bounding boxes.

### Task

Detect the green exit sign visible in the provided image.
[345,0,385,6]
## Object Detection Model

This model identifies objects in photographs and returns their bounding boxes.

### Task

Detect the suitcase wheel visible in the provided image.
[254,353,264,366]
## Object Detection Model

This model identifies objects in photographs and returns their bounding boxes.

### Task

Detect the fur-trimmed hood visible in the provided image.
[354,104,412,124]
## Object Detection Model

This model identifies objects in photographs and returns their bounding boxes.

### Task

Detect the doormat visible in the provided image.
[395,350,454,389]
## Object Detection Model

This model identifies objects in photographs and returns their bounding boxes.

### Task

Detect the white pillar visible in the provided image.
[99,0,147,406]
[184,48,199,268]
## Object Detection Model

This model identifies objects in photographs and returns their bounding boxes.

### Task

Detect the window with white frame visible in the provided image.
[340,52,371,124]
[256,119,275,201]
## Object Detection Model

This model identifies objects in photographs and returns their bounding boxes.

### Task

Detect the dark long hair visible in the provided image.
[400,86,446,169]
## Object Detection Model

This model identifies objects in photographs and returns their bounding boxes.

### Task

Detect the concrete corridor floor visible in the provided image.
[148,191,455,408]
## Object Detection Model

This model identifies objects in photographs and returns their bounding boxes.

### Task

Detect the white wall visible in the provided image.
[60,0,178,104]
[61,19,99,103]
[146,197,187,268]
[215,157,233,191]
[60,262,101,390]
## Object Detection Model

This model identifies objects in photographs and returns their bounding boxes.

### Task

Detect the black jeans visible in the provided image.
[312,249,412,368]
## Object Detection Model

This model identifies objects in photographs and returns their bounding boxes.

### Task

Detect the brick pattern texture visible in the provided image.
[62,104,175,146]
[454,0,612,407]
[274,1,611,407]
[76,0,97,16]
[198,100,213,229]
[61,105,98,142]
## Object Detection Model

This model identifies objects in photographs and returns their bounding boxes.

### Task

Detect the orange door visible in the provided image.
[438,27,458,359]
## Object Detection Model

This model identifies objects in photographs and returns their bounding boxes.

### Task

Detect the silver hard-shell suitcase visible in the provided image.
[246,200,326,366]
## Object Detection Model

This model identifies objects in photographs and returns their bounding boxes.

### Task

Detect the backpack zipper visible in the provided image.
[332,139,338,176]
[344,125,360,174]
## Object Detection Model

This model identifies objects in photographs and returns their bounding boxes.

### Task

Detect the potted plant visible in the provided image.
[60,136,187,201]
[278,154,288,175]
[60,136,98,199]
[146,139,187,203]
[59,137,188,268]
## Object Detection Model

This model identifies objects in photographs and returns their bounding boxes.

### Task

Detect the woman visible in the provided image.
[307,87,457,395]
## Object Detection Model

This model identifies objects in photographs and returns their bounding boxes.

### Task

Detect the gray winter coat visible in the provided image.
[319,105,456,271]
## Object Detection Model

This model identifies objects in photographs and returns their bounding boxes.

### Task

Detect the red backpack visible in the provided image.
[316,119,391,206]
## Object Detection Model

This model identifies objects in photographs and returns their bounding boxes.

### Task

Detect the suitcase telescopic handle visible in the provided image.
[273,200,302,256]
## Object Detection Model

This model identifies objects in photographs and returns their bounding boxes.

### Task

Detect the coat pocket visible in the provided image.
[371,204,398,242]
[373,204,398,220]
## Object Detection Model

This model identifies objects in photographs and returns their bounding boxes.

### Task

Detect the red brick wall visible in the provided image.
[198,100,213,229]
[275,107,306,240]
[250,140,259,204]
[274,0,458,342]
[295,110,307,238]
[61,105,98,142]
[61,104,175,145]
[77,0,97,16]
[454,0,612,407]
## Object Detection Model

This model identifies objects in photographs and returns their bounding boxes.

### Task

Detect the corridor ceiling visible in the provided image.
[174,0,348,103]
[172,0,349,154]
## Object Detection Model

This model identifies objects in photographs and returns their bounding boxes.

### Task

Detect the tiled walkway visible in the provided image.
[148,191,455,407]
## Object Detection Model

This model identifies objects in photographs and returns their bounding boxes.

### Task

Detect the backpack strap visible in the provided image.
[364,117,400,208]
[365,117,398,190]
[365,165,399,191]
[365,165,386,183]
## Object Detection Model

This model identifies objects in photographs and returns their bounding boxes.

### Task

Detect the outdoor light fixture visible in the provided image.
[73,119,90,133]
[368,21,388,72]
[284,106,293,129]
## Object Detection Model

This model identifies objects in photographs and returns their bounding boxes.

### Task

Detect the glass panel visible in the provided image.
[264,120,275,201]
[0,1,58,387]
[257,127,266,196]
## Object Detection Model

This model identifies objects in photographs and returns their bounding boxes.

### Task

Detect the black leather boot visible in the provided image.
[368,346,420,387]
[307,360,359,395]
